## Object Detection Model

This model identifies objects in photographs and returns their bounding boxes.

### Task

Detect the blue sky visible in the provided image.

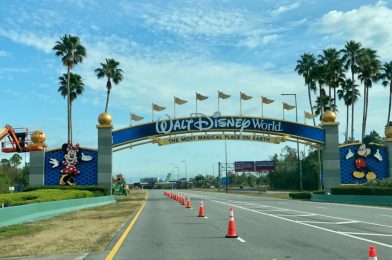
[1,0,392,183]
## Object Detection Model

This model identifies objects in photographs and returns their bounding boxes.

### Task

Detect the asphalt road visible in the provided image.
[109,190,392,260]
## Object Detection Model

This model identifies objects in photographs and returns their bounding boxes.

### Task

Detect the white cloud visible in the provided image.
[313,2,392,60]
[240,33,279,49]
[0,29,56,53]
[270,2,300,16]
[119,2,263,38]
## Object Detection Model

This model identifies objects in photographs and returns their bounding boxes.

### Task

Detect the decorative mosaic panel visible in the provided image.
[340,144,388,184]
[44,147,98,186]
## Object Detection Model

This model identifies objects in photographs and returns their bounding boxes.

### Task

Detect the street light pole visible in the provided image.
[181,160,187,189]
[281,93,303,191]
[224,139,228,193]
[175,167,179,180]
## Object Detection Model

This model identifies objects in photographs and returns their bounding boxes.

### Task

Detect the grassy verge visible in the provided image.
[0,190,146,258]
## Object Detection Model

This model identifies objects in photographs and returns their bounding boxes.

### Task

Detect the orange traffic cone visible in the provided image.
[179,194,183,203]
[225,208,238,238]
[186,195,192,208]
[368,246,377,260]
[181,195,186,205]
[198,200,205,217]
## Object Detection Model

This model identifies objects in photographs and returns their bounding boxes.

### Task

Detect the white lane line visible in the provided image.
[207,199,392,249]
[190,193,392,229]
[237,237,246,243]
[317,207,328,209]
[340,232,392,237]
[190,191,392,212]
[380,214,392,218]
[255,209,289,212]
[298,220,360,225]
[275,214,317,217]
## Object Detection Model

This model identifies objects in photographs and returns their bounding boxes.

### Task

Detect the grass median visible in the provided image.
[0,190,146,258]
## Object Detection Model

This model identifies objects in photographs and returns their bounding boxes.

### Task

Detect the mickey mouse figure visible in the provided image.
[346,143,382,181]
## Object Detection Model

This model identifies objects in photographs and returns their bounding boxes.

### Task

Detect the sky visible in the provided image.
[1,0,392,183]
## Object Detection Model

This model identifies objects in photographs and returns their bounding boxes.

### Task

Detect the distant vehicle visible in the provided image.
[153,184,158,189]
[209,185,215,189]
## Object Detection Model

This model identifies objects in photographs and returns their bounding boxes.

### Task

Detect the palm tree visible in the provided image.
[58,73,85,142]
[337,79,360,142]
[295,53,317,126]
[95,58,123,113]
[357,48,381,140]
[318,48,345,111]
[314,62,326,97]
[380,61,392,126]
[52,34,86,144]
[341,40,362,140]
[313,89,336,119]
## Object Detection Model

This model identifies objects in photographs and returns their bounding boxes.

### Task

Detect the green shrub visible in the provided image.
[331,185,392,196]
[0,189,93,206]
[24,185,108,196]
[289,192,311,199]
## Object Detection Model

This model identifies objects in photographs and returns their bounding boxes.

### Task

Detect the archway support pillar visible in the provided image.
[97,124,113,194]
[322,122,341,193]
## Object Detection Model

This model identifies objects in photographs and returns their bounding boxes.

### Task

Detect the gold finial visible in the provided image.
[322,110,336,123]
[98,112,112,125]
[31,131,46,144]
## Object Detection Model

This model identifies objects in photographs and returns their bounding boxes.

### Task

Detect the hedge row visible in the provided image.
[24,185,109,196]
[331,185,392,196]
[289,192,311,199]
[0,189,93,206]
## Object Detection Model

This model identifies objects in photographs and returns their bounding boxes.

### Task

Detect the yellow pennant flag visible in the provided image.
[261,96,274,104]
[131,113,144,121]
[283,102,295,110]
[196,93,208,101]
[218,91,231,99]
[240,92,252,100]
[304,111,316,119]
[174,96,187,105]
[152,103,166,111]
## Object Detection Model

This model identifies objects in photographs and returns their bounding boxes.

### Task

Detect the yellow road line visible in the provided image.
[105,191,148,260]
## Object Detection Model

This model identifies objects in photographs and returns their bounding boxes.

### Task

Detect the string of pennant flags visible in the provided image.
[130,91,316,125]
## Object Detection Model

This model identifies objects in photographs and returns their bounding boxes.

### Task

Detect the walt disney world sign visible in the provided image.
[112,114,325,148]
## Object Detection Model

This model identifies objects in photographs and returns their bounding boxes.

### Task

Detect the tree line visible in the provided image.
[296,40,392,142]
[0,154,28,193]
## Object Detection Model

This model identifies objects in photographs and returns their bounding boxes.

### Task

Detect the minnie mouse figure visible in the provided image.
[49,142,94,185]
[60,143,80,185]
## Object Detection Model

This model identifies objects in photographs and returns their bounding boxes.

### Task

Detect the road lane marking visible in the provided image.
[105,191,148,260]
[207,198,392,249]
[190,193,392,230]
[255,209,288,212]
[380,214,392,218]
[341,232,392,237]
[317,206,328,209]
[298,220,360,225]
[275,214,317,217]
[190,191,392,211]
[237,237,246,243]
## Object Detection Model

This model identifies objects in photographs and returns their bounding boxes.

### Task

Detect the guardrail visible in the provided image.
[0,195,116,227]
